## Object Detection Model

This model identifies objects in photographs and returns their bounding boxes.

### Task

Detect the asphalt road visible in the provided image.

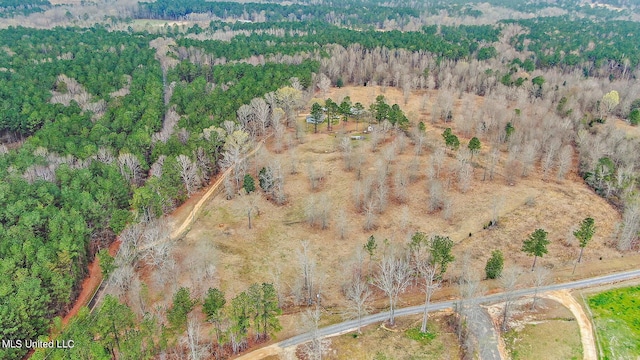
[272,268,640,349]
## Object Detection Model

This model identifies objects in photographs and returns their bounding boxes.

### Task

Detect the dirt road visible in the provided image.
[542,290,597,360]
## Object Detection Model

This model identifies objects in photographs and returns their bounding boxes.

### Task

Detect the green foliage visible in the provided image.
[477,46,497,60]
[468,137,481,154]
[589,286,640,359]
[406,326,437,343]
[505,122,515,141]
[97,249,115,278]
[364,235,377,259]
[336,77,344,88]
[418,121,426,133]
[243,174,256,193]
[532,76,545,87]
[442,128,460,150]
[628,108,640,126]
[485,250,504,279]
[203,288,226,323]
[429,235,455,276]
[574,217,595,249]
[522,228,549,270]
[167,287,196,332]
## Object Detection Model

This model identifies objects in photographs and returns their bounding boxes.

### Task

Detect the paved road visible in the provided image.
[245,269,640,356]
[467,305,502,360]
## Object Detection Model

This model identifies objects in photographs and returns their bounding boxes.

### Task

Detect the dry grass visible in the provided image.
[142,86,639,344]
[501,299,582,360]
[323,313,461,360]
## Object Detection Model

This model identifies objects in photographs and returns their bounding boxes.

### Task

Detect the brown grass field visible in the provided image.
[141,86,640,357]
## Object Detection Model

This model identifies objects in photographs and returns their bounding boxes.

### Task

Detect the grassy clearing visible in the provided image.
[325,313,461,360]
[588,285,640,359]
[503,299,582,360]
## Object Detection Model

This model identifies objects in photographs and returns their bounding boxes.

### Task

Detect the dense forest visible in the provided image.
[1,0,640,358]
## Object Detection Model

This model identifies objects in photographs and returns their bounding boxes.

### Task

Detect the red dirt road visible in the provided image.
[61,239,120,325]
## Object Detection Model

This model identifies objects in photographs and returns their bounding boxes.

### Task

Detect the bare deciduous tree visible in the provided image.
[177,154,200,195]
[298,240,317,306]
[335,208,348,240]
[250,97,270,135]
[618,203,640,251]
[373,248,412,326]
[343,272,372,334]
[530,266,550,310]
[300,307,331,360]
[500,266,523,332]
[118,153,142,185]
[556,145,573,180]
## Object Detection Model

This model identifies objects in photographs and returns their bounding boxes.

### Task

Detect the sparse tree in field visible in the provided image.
[310,102,323,134]
[373,247,413,326]
[336,208,348,240]
[530,266,550,310]
[485,148,500,181]
[306,160,324,191]
[305,194,331,230]
[243,174,256,194]
[442,128,460,151]
[394,169,409,203]
[240,190,260,229]
[343,273,372,334]
[298,240,317,306]
[433,146,446,177]
[458,162,473,193]
[428,180,444,212]
[375,179,389,214]
[363,200,377,231]
[522,229,550,271]
[364,235,377,266]
[223,175,235,200]
[468,137,481,159]
[500,266,523,332]
[574,217,595,263]
[490,196,505,227]
[409,232,455,333]
[485,250,504,279]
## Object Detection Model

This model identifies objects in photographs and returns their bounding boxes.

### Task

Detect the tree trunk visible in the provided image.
[531,255,537,271]
[420,285,433,333]
[388,295,395,326]
[248,209,252,229]
[578,247,584,263]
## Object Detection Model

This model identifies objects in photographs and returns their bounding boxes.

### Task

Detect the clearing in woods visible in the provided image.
[140,85,639,350]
